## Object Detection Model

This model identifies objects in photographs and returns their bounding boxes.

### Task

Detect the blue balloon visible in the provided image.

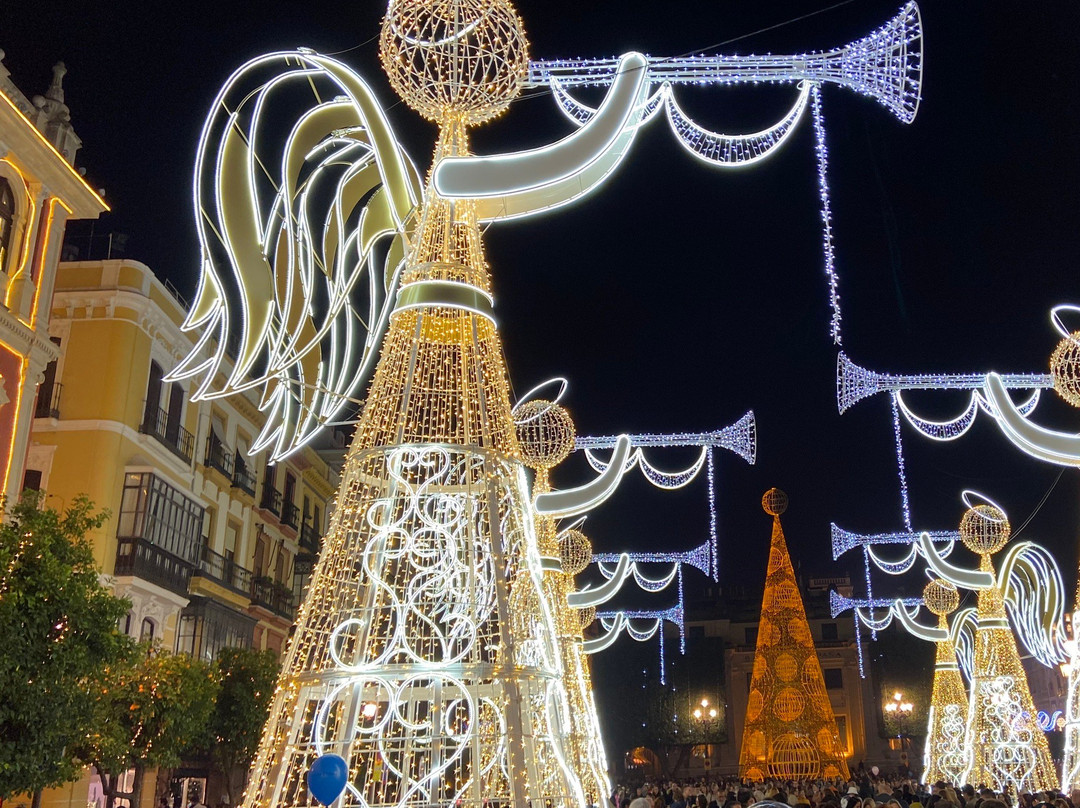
[308,753,349,806]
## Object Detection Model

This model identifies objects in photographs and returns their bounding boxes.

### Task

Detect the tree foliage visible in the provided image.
[86,648,219,808]
[207,647,279,801]
[0,494,132,799]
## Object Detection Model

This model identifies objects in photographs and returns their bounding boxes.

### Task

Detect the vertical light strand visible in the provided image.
[863,544,877,641]
[707,448,718,581]
[891,392,914,531]
[810,84,842,346]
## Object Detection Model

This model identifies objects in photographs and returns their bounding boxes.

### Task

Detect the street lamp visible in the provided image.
[884,691,914,751]
[692,698,720,773]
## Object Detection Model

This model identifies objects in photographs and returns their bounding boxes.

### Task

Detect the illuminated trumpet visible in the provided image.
[575,409,755,464]
[527,1,923,124]
[836,351,1051,414]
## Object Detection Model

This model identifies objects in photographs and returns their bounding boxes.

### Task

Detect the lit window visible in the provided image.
[0,178,14,273]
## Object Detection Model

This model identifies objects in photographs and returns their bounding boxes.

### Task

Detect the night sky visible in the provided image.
[4,0,1080,655]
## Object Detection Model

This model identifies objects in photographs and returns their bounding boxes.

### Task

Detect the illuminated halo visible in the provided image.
[1051,305,1080,342]
[960,489,1009,520]
[516,399,576,470]
[512,377,569,423]
[379,0,529,125]
[923,578,959,616]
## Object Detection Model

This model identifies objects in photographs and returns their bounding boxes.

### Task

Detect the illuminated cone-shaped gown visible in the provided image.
[921,580,968,785]
[1061,580,1080,792]
[963,559,1057,792]
[738,490,849,782]
[242,115,584,808]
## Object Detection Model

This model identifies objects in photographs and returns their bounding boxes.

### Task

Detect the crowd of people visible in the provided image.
[610,770,1080,808]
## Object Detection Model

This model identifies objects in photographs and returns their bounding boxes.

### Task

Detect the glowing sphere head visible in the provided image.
[559,529,592,576]
[959,504,1011,555]
[923,578,959,616]
[1050,333,1080,409]
[515,400,575,470]
[577,605,596,631]
[379,0,529,126]
[762,488,788,516]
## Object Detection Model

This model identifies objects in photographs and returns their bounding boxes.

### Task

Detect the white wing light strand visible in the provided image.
[168,50,422,460]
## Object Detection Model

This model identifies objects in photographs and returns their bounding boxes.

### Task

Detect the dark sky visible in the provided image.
[5,1,1080,627]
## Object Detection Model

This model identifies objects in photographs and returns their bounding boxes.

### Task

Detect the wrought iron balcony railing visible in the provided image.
[204,435,234,477]
[114,537,193,596]
[193,545,252,595]
[300,521,321,554]
[231,460,256,496]
[281,501,300,530]
[260,485,282,515]
[139,406,195,463]
[250,576,297,620]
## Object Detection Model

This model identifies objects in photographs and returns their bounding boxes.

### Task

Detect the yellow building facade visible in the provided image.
[30,258,343,808]
[0,51,106,503]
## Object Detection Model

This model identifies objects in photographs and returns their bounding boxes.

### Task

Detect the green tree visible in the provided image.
[86,649,219,808]
[208,647,279,803]
[0,494,132,807]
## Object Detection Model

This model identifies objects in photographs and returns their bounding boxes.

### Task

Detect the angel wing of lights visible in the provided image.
[167,50,422,460]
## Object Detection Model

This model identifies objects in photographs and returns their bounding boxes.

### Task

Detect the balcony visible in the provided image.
[231,460,256,496]
[250,576,296,620]
[281,501,300,530]
[140,407,195,463]
[114,537,193,595]
[194,545,252,596]
[260,485,282,515]
[300,521,321,554]
[204,435,234,478]
[35,382,62,419]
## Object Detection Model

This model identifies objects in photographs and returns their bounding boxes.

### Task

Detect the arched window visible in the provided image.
[0,178,14,274]
[140,617,155,642]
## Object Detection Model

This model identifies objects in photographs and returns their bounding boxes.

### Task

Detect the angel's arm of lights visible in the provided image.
[576,409,756,464]
[918,531,994,590]
[892,599,948,642]
[567,554,632,608]
[950,607,978,681]
[534,435,632,518]
[983,372,1080,466]
[432,52,649,221]
[582,614,627,654]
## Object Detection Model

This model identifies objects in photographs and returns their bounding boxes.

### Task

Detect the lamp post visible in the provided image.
[693,697,720,772]
[884,691,914,753]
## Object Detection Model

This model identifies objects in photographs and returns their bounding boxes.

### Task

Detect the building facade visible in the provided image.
[0,50,107,503]
[30,258,342,808]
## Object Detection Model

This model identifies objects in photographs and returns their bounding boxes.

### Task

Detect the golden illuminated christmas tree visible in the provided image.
[739,489,850,782]
[921,578,968,784]
[516,400,610,806]
[236,3,589,807]
[959,504,1057,793]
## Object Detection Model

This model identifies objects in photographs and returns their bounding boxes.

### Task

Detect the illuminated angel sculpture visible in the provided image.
[166,0,925,806]
[915,496,1062,794]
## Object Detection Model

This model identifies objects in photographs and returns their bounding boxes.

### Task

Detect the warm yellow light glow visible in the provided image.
[29,196,70,328]
[701,698,709,708]
[1,353,27,498]
[738,489,849,781]
[709,708,717,719]
[0,91,110,210]
[693,708,702,720]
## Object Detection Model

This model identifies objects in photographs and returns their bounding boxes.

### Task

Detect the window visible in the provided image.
[22,469,42,492]
[821,622,839,641]
[823,668,844,690]
[0,178,14,273]
[176,596,256,661]
[744,627,758,646]
[117,472,205,564]
[140,618,155,642]
[143,361,164,429]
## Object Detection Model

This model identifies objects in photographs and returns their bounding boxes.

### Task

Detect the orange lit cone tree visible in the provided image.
[738,489,850,782]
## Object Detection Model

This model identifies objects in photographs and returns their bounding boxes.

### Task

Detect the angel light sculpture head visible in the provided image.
[380,0,529,125]
[1051,330,1080,409]
[959,503,1010,558]
[923,577,959,617]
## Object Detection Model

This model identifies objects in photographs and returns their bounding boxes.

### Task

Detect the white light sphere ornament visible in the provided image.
[516,399,576,471]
